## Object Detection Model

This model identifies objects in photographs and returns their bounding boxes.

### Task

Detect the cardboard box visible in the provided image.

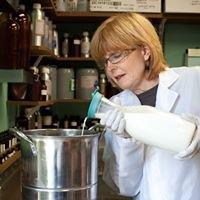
[185,49,200,66]
[165,0,200,13]
[90,0,161,13]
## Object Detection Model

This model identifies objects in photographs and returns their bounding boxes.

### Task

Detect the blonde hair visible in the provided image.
[90,12,167,80]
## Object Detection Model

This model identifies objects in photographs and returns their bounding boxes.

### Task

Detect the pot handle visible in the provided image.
[88,124,106,141]
[9,127,37,156]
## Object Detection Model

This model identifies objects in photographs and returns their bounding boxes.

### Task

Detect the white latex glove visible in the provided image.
[174,114,200,160]
[100,96,130,138]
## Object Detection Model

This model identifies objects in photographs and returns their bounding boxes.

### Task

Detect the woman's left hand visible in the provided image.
[174,114,200,160]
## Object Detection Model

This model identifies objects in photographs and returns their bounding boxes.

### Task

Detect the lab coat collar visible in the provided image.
[156,68,180,112]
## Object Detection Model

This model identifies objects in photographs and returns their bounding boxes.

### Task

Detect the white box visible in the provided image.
[90,0,161,13]
[165,0,200,13]
[185,49,200,66]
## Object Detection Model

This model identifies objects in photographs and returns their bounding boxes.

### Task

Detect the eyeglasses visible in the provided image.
[98,48,136,69]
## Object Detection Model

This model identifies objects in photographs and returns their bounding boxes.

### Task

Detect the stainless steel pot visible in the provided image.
[10,128,99,200]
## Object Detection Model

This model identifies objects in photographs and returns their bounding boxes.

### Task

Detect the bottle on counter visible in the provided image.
[69,116,79,129]
[34,110,42,129]
[62,33,69,57]
[31,3,44,47]
[25,108,36,130]
[13,4,31,69]
[81,31,90,58]
[52,114,60,128]
[15,109,28,130]
[41,106,53,129]
[63,115,69,129]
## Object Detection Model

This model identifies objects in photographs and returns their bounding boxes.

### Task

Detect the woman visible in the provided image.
[90,13,200,200]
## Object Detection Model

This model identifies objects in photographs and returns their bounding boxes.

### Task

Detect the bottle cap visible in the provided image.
[19,4,25,10]
[30,66,39,74]
[83,31,89,36]
[33,3,41,10]
[87,89,103,118]
[100,73,106,79]
[41,66,50,74]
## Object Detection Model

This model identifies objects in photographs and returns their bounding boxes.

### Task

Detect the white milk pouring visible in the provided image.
[88,91,196,153]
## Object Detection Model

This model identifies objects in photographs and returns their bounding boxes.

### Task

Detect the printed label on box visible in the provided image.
[90,0,161,13]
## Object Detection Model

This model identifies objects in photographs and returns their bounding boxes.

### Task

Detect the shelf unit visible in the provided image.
[0,151,21,174]
[7,99,90,106]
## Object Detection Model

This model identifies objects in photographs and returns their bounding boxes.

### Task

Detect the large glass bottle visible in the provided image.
[87,90,197,153]
[13,4,31,69]
[0,12,20,68]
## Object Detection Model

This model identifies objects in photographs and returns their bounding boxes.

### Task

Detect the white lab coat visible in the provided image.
[102,66,200,200]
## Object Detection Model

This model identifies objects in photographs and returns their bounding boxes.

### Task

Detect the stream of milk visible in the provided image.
[81,117,88,136]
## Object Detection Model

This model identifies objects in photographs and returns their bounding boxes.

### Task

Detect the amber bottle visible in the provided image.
[13,4,31,69]
[0,12,20,69]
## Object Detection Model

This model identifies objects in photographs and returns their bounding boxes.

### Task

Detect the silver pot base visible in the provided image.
[22,183,97,200]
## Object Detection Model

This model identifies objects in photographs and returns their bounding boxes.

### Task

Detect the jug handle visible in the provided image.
[9,127,37,156]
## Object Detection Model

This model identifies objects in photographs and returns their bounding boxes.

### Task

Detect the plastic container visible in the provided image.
[76,68,98,99]
[57,68,75,99]
[31,3,44,46]
[87,90,196,153]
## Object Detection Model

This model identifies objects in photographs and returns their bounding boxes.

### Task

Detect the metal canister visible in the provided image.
[76,68,98,99]
[10,128,99,200]
[57,68,75,99]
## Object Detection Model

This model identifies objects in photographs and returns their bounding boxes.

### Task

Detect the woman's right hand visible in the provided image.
[100,96,130,138]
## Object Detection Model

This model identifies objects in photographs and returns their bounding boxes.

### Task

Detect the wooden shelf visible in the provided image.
[0,151,21,174]
[31,46,95,61]
[7,99,90,106]
[53,12,200,23]
[7,100,55,106]
[31,46,58,59]
[55,99,90,103]
[58,57,94,61]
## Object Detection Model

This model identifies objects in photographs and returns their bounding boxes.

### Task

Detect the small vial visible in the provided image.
[62,33,69,57]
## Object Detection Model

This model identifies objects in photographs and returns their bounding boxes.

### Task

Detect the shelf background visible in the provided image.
[0,0,200,133]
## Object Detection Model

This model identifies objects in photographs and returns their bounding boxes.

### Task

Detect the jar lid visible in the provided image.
[19,4,25,10]
[64,33,69,38]
[41,67,50,74]
[83,31,89,36]
[87,89,103,118]
[33,3,41,10]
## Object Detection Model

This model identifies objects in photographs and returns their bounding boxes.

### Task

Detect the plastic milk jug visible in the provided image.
[87,90,196,153]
